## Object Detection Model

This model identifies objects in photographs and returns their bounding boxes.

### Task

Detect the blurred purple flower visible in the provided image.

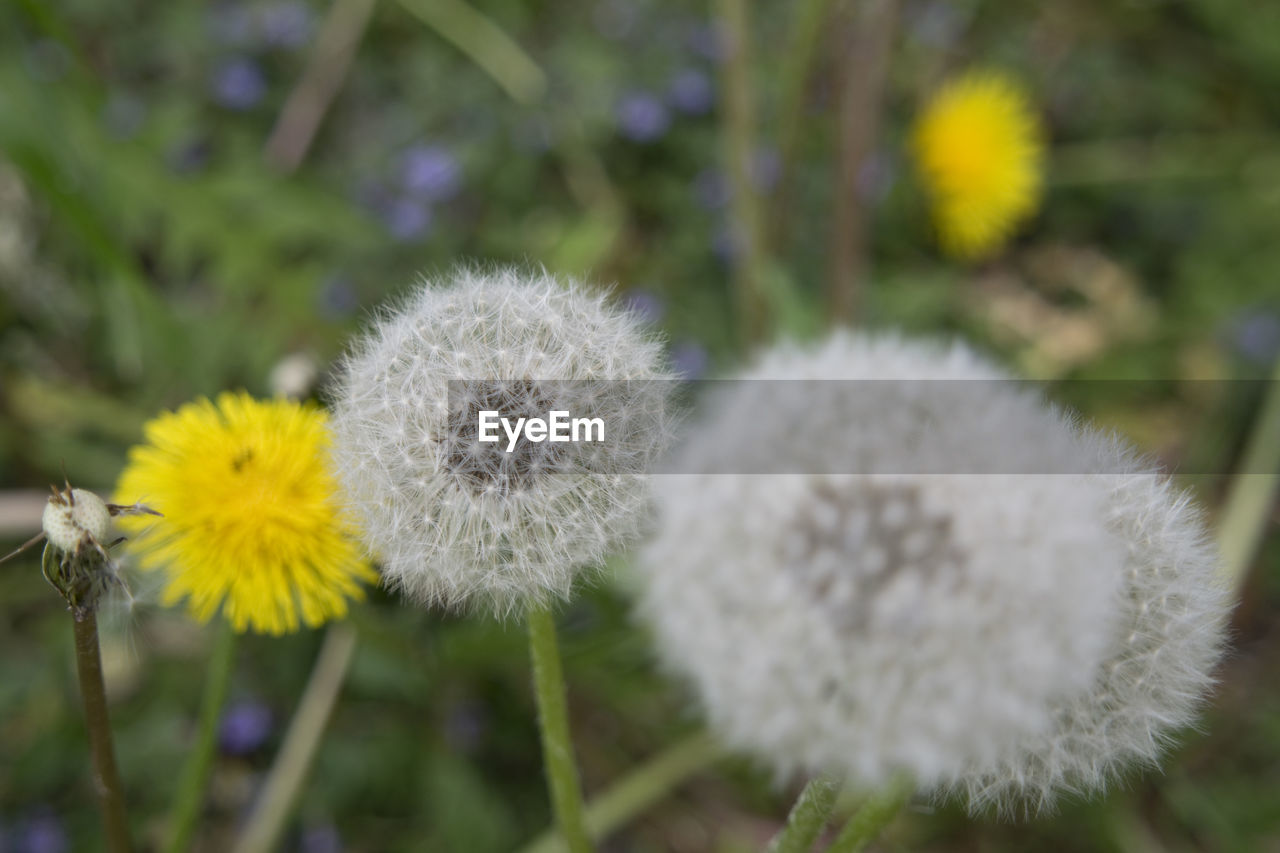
[261,1,313,48]
[750,148,781,193]
[298,824,342,853]
[208,4,254,45]
[319,276,359,318]
[593,0,639,39]
[906,0,964,48]
[513,117,555,152]
[24,40,71,83]
[13,810,67,853]
[668,69,714,115]
[693,169,730,210]
[711,226,742,265]
[401,145,462,202]
[1227,309,1280,364]
[211,58,266,110]
[616,93,671,143]
[622,290,664,325]
[382,197,433,242]
[444,700,488,753]
[168,138,212,174]
[671,341,710,380]
[219,701,273,755]
[103,93,146,139]
[856,150,896,203]
[686,21,728,63]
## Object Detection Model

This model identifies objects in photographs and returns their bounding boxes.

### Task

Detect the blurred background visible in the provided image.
[1,0,1278,850]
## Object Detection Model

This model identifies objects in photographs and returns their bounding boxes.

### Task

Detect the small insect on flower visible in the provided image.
[912,70,1044,260]
[115,392,376,635]
[1,482,160,618]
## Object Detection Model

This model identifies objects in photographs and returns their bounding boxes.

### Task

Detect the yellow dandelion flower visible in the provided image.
[115,392,376,635]
[913,70,1044,260]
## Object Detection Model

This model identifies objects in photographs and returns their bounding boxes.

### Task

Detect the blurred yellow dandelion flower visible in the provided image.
[115,392,375,635]
[913,70,1044,259]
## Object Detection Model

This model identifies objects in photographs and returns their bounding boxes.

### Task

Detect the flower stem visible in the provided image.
[1218,357,1280,594]
[527,604,592,853]
[826,0,899,325]
[165,620,237,853]
[766,777,839,853]
[233,622,358,853]
[714,0,769,345]
[823,775,913,853]
[71,608,133,853]
[517,731,722,853]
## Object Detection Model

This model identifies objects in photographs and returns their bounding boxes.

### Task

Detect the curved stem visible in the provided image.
[165,620,237,853]
[233,622,359,853]
[1218,358,1280,594]
[766,777,839,853]
[527,605,592,853]
[518,731,722,853]
[72,609,133,853]
[396,0,546,104]
[823,775,912,853]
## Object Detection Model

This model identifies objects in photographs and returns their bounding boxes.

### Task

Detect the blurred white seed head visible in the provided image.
[329,266,675,617]
[948,429,1230,815]
[637,331,1228,810]
[269,351,319,399]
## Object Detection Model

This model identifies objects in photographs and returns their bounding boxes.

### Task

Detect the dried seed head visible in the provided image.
[35,484,158,617]
[42,487,111,553]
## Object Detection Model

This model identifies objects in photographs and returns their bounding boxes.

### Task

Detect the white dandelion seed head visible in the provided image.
[949,430,1230,816]
[637,330,1227,806]
[329,266,675,617]
[43,487,111,552]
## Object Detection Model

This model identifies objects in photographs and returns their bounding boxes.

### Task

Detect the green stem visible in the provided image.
[72,609,133,853]
[165,620,237,853]
[769,0,835,251]
[518,731,722,853]
[527,605,592,853]
[714,0,769,345]
[766,777,839,853]
[823,775,913,853]
[233,623,359,853]
[1218,358,1280,593]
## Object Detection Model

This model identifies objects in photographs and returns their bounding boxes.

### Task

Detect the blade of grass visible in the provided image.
[518,732,722,853]
[396,0,546,104]
[233,624,359,853]
[1218,358,1280,593]
[164,622,237,853]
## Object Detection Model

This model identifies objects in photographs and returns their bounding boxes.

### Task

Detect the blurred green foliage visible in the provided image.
[1,0,1278,850]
